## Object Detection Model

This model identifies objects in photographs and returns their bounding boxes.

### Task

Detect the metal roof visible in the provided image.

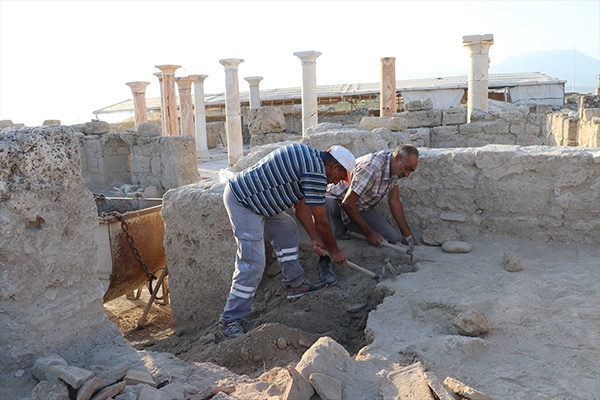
[93,72,565,115]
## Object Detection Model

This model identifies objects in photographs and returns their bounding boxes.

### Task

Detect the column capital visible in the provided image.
[189,74,209,83]
[175,76,195,90]
[125,81,150,93]
[244,76,263,85]
[219,58,244,69]
[155,64,182,76]
[462,34,494,48]
[293,50,322,63]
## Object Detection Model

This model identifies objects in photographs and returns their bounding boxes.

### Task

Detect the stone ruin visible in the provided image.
[1,100,599,400]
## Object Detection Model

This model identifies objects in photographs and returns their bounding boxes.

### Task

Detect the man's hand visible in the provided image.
[311,239,327,257]
[366,230,384,248]
[329,248,347,266]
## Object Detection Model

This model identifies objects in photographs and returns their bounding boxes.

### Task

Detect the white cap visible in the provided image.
[327,145,356,181]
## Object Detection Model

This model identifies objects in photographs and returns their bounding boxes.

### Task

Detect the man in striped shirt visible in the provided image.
[219,143,356,339]
[318,144,419,286]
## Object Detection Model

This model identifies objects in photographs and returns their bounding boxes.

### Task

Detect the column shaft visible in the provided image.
[175,77,195,138]
[380,57,397,117]
[244,76,263,109]
[463,34,494,122]
[156,64,181,135]
[293,51,321,137]
[190,75,209,158]
[125,81,150,131]
[219,59,244,166]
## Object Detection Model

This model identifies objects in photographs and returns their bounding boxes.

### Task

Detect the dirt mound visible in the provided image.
[106,240,412,377]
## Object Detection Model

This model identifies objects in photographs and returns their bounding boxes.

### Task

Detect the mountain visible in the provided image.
[490,49,599,94]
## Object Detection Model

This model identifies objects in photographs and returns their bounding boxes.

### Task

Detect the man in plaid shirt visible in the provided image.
[318,144,419,286]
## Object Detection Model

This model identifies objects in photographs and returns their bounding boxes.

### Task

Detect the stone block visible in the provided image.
[582,108,600,121]
[380,362,434,400]
[32,355,69,381]
[424,371,459,400]
[440,212,466,222]
[452,310,490,337]
[443,377,492,400]
[250,132,288,147]
[283,366,315,400]
[0,119,13,128]
[408,128,431,147]
[309,373,342,400]
[360,116,408,131]
[443,108,467,125]
[49,364,95,389]
[470,108,493,122]
[399,110,442,128]
[43,119,61,126]
[124,369,156,387]
[405,97,433,111]
[431,126,459,147]
[441,241,472,253]
[248,106,286,134]
[83,121,110,135]
[305,122,343,135]
[136,122,161,136]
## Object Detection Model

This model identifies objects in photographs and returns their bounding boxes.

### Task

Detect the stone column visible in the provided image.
[293,50,321,137]
[155,64,181,135]
[463,34,494,123]
[154,72,165,135]
[380,57,397,117]
[219,58,244,166]
[125,81,150,131]
[189,74,209,158]
[175,77,195,138]
[244,76,263,109]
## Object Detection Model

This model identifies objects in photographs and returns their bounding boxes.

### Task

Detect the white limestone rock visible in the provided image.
[247,106,286,134]
[441,241,472,253]
[502,250,525,272]
[442,108,467,125]
[360,116,408,131]
[83,121,110,135]
[306,122,343,135]
[443,377,492,400]
[136,122,161,136]
[470,108,494,122]
[405,98,434,111]
[309,373,342,400]
[43,119,61,126]
[452,310,490,337]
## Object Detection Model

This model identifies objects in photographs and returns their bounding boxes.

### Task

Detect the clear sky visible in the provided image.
[1,0,598,126]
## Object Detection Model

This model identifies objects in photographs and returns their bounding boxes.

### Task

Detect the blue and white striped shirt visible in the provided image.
[229,143,328,217]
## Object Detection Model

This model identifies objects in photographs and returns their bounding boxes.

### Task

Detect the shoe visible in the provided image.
[319,257,338,286]
[219,320,245,338]
[286,279,327,299]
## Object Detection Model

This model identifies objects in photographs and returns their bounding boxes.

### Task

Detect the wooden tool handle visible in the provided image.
[349,232,410,253]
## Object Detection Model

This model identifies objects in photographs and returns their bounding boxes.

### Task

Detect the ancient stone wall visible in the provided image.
[162,141,599,328]
[0,126,132,371]
[78,130,199,196]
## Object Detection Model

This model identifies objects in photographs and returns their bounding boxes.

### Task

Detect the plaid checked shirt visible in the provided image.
[327,151,398,225]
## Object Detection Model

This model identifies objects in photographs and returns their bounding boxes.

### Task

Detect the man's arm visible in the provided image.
[388,184,417,244]
[293,199,347,265]
[341,190,384,247]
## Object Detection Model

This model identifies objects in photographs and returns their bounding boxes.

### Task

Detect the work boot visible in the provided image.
[286,279,327,299]
[319,256,338,287]
[219,320,245,338]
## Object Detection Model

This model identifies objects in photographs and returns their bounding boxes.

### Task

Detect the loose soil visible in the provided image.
[104,241,411,378]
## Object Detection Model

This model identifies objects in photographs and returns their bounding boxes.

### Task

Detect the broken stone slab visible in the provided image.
[30,380,70,400]
[442,241,472,253]
[422,227,460,246]
[124,368,156,387]
[502,250,525,272]
[32,354,69,381]
[452,310,490,337]
[360,116,408,131]
[443,376,492,400]
[76,376,102,400]
[440,212,466,222]
[309,372,342,400]
[379,362,434,400]
[282,365,314,400]
[424,371,459,400]
[305,122,343,135]
[113,392,137,400]
[295,336,352,380]
[90,381,126,400]
[49,364,95,389]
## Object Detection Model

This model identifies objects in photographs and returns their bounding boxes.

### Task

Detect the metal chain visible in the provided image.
[100,211,157,285]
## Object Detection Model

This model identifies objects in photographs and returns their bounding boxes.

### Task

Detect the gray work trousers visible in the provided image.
[220,184,306,323]
[325,196,400,244]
